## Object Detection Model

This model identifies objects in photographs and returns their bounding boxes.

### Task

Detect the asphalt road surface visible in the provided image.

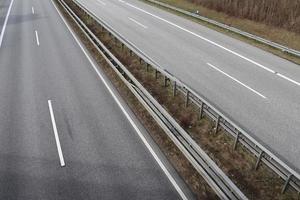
[77,0,300,173]
[0,0,193,199]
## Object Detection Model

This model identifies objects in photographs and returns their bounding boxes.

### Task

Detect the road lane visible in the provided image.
[0,0,11,27]
[78,0,300,172]
[0,0,14,47]
[0,0,191,199]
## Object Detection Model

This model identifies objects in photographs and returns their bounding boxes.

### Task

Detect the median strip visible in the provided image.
[54,0,300,198]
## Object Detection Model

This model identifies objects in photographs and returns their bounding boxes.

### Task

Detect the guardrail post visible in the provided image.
[164,76,169,87]
[185,91,189,107]
[199,103,204,119]
[282,174,293,194]
[155,70,159,79]
[255,151,264,170]
[173,81,177,96]
[121,43,124,51]
[114,37,118,46]
[233,132,240,150]
[139,58,143,64]
[129,50,133,56]
[214,116,220,134]
[146,64,150,72]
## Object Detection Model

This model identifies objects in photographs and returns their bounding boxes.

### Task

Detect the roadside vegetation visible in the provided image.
[57,0,299,199]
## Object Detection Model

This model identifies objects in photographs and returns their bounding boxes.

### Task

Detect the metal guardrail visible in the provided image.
[143,0,300,57]
[74,0,300,194]
[59,0,300,197]
[57,0,248,199]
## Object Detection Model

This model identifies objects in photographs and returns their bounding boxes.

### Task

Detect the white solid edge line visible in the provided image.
[48,100,66,167]
[124,2,300,86]
[277,73,300,86]
[207,63,267,99]
[32,6,35,14]
[124,2,276,74]
[128,17,148,29]
[124,3,275,73]
[35,30,40,46]
[0,0,14,47]
[50,1,188,199]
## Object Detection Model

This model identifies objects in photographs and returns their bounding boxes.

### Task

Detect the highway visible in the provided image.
[0,0,192,199]
[76,0,300,173]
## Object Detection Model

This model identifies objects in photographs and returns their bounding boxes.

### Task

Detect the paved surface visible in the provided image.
[0,0,192,199]
[77,0,300,173]
[0,0,11,37]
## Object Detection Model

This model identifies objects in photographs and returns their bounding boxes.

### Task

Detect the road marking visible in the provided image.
[0,0,14,47]
[125,3,275,73]
[125,2,300,87]
[277,73,300,86]
[48,100,65,167]
[35,30,40,46]
[96,0,106,5]
[118,0,125,3]
[128,17,147,29]
[32,6,35,14]
[50,1,188,199]
[207,63,267,99]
